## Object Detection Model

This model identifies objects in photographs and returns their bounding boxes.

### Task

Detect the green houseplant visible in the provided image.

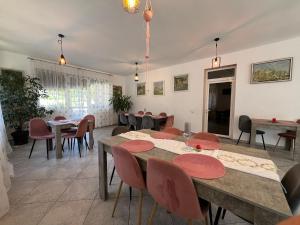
[109,93,133,113]
[0,71,53,145]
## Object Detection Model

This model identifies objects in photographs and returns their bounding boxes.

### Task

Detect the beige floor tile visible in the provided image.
[59,178,98,201]
[77,164,98,178]
[0,202,52,225]
[83,199,114,225]
[8,180,40,205]
[21,179,72,203]
[38,200,93,225]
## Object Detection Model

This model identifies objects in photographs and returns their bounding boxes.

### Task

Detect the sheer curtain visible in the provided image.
[0,104,13,218]
[30,60,115,127]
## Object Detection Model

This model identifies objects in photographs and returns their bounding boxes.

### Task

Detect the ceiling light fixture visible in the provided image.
[212,37,221,68]
[134,62,139,82]
[123,0,140,14]
[58,34,66,65]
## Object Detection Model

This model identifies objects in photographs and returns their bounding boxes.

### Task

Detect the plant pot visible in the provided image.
[11,130,29,145]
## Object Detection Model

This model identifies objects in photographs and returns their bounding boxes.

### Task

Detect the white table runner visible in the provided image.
[119,131,280,181]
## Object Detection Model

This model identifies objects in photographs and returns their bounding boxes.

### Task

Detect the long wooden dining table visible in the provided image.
[48,119,94,159]
[98,129,292,225]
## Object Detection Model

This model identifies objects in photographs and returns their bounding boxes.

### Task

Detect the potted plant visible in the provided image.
[0,72,53,145]
[109,93,133,124]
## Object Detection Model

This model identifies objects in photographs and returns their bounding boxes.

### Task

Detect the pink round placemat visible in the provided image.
[185,139,220,150]
[173,154,225,179]
[150,132,177,140]
[119,140,154,153]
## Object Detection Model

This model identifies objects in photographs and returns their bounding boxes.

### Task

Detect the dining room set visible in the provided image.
[28,114,95,159]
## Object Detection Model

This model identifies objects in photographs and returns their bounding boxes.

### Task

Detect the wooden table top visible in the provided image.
[99,129,292,218]
[252,119,300,127]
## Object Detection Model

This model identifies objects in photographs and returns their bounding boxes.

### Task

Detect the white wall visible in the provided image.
[126,37,300,145]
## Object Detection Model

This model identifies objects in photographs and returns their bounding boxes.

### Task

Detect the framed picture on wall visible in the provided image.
[137,82,146,96]
[153,81,164,96]
[0,68,23,79]
[113,85,122,96]
[174,74,189,91]
[251,57,293,84]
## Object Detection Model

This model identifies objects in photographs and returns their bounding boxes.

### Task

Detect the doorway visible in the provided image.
[203,65,236,138]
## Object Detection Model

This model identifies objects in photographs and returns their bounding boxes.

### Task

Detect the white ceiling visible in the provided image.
[1,0,300,75]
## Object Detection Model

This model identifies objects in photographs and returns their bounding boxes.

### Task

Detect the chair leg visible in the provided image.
[112,181,123,217]
[77,138,81,157]
[209,204,213,225]
[214,207,222,225]
[147,202,158,225]
[67,139,70,150]
[236,132,243,145]
[84,134,89,150]
[261,134,266,150]
[109,166,115,186]
[129,186,132,201]
[221,209,227,219]
[292,139,296,160]
[137,190,144,225]
[248,133,251,144]
[204,215,209,225]
[73,138,76,150]
[46,139,49,160]
[28,139,36,159]
[274,137,281,151]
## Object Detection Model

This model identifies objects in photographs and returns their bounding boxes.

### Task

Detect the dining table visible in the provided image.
[98,129,292,225]
[250,119,300,161]
[124,113,168,131]
[48,119,94,159]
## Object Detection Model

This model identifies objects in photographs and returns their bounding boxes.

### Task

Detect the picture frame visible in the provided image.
[137,82,146,96]
[251,57,293,84]
[113,85,122,96]
[0,68,23,78]
[174,74,189,91]
[153,80,164,96]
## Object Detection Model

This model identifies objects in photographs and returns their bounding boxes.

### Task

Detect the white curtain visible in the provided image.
[30,60,115,127]
[0,104,13,218]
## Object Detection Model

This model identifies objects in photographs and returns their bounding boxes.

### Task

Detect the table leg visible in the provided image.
[294,127,300,161]
[98,142,108,200]
[250,124,256,147]
[89,123,94,149]
[55,127,62,159]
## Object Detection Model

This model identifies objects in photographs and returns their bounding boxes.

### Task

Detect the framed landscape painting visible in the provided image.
[174,74,188,91]
[113,85,122,96]
[137,82,146,96]
[251,58,293,83]
[153,81,164,96]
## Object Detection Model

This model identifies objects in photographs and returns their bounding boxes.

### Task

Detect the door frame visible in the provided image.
[202,64,237,138]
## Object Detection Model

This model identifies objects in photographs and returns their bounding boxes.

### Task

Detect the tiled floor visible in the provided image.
[0,126,295,225]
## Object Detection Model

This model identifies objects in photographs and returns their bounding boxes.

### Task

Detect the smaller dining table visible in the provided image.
[124,113,168,131]
[48,119,94,159]
[250,119,300,161]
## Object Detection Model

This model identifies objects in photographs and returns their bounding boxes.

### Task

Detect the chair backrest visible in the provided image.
[192,132,220,142]
[54,116,66,121]
[112,146,146,189]
[137,111,144,115]
[145,111,152,115]
[128,114,137,126]
[159,112,167,117]
[29,118,51,138]
[163,127,183,136]
[165,115,174,128]
[83,114,96,131]
[147,158,205,220]
[297,119,300,124]
[75,119,89,138]
[112,126,129,136]
[119,112,128,125]
[142,116,154,129]
[282,164,300,214]
[238,115,251,132]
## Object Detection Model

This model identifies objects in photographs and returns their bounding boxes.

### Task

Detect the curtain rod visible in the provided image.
[27,57,113,76]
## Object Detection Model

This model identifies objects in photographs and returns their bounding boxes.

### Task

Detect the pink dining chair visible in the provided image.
[62,119,88,157]
[138,111,144,115]
[147,158,209,225]
[163,127,183,136]
[192,132,220,143]
[54,115,66,121]
[29,118,55,160]
[111,146,146,225]
[159,112,167,117]
[82,114,96,149]
[145,111,152,115]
